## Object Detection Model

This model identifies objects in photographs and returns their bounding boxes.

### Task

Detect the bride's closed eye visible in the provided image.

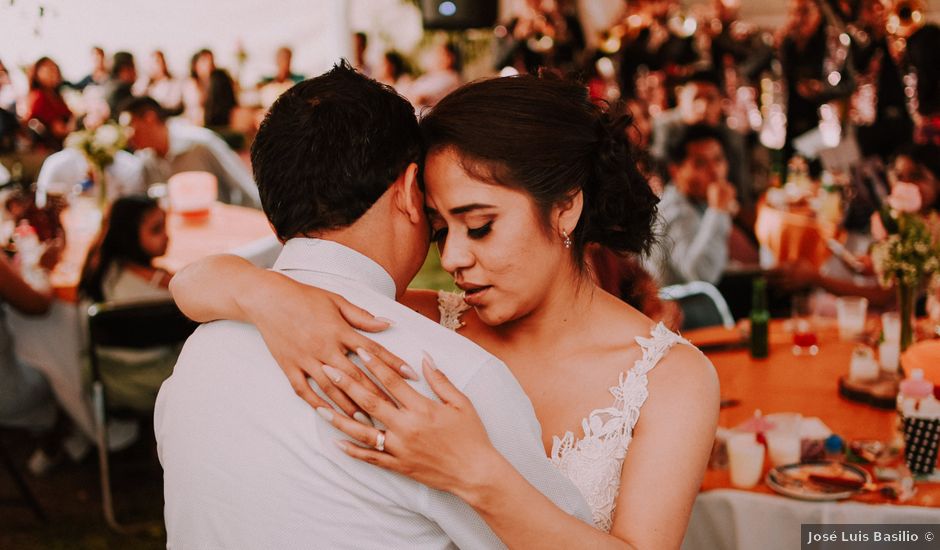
[431,220,493,250]
[467,220,493,239]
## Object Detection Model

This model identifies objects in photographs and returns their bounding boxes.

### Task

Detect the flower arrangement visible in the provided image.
[871,182,940,350]
[64,122,129,207]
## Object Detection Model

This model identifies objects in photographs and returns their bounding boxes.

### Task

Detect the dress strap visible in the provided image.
[630,322,688,377]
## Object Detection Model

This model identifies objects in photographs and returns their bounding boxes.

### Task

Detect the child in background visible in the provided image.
[79,195,170,303]
[78,196,175,413]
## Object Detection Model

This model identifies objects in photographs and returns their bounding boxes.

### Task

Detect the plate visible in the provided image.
[766,461,871,501]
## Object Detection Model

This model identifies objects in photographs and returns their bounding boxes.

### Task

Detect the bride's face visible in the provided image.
[424,148,569,326]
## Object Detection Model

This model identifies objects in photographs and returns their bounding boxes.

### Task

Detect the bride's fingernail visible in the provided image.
[374,317,394,326]
[322,365,343,383]
[421,351,437,371]
[334,439,348,451]
[400,364,419,381]
[316,407,334,422]
[353,411,374,426]
[356,347,373,363]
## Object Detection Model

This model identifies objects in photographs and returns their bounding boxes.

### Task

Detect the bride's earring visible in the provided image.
[562,230,572,249]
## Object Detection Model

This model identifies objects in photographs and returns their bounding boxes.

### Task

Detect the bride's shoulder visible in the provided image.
[647,339,719,411]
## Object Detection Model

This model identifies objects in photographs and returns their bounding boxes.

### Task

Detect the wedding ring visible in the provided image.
[374,430,386,452]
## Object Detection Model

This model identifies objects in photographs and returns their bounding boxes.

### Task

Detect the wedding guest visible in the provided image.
[203,69,238,128]
[376,51,412,91]
[851,0,914,159]
[136,50,183,115]
[0,59,18,153]
[649,70,754,227]
[70,46,109,91]
[24,57,73,149]
[646,124,736,286]
[258,46,304,87]
[119,96,260,207]
[182,49,215,126]
[405,42,461,109]
[352,32,371,75]
[78,196,175,411]
[888,146,939,214]
[778,0,854,155]
[0,246,59,433]
[103,51,137,119]
[36,146,146,201]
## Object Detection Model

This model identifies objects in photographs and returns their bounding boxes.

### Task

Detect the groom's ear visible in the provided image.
[394,162,423,224]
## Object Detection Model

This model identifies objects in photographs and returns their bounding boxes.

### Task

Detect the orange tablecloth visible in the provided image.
[686,320,940,508]
[755,201,839,268]
[51,202,273,302]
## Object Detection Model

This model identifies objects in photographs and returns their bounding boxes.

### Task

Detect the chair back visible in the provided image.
[87,299,198,380]
[659,281,735,331]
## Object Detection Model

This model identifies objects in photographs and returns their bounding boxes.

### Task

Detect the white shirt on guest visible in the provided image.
[36,148,146,199]
[155,238,591,550]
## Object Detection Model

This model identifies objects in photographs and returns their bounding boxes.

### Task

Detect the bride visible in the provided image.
[171,74,719,548]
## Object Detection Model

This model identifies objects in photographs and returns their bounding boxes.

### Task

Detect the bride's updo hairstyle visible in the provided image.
[419,74,658,266]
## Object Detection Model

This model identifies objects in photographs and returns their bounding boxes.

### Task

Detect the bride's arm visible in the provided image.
[607,345,719,548]
[321,348,717,549]
[169,254,410,418]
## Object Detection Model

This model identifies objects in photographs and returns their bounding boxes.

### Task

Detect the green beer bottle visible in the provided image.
[750,277,770,359]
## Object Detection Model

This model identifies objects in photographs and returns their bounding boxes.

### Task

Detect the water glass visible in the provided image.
[836,296,868,341]
[728,434,765,489]
[791,295,818,356]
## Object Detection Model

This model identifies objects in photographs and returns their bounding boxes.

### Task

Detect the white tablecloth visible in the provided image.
[7,301,95,439]
[682,490,940,550]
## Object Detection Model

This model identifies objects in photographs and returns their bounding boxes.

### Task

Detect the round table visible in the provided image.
[680,321,940,550]
[51,201,275,302]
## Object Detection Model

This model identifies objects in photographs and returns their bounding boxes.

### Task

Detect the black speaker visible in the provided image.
[420,0,498,30]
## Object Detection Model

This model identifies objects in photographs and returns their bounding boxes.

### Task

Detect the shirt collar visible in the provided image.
[272,238,397,300]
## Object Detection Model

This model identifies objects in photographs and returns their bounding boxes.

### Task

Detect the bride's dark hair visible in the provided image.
[419,74,658,265]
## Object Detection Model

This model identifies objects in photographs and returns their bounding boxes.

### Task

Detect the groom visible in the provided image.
[155,63,590,548]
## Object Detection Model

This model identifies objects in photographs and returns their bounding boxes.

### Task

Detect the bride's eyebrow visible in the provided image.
[449,203,495,215]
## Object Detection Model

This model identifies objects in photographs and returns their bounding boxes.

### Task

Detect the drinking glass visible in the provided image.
[791,295,818,356]
[836,296,868,341]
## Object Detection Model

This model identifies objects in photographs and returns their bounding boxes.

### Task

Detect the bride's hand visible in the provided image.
[242,272,417,422]
[318,349,501,501]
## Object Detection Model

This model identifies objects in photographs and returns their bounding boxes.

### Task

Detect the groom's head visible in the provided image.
[252,63,429,290]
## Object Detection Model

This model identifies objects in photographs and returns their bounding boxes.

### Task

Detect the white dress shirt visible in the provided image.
[36,148,146,199]
[155,238,591,549]
[645,184,732,286]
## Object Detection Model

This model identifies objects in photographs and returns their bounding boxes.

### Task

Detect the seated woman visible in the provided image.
[0,234,61,471]
[24,57,73,150]
[78,196,174,412]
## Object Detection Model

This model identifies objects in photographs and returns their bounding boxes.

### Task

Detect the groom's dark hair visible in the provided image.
[252,61,422,240]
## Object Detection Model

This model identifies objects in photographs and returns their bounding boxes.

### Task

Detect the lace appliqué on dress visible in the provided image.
[549,323,687,532]
[437,290,470,331]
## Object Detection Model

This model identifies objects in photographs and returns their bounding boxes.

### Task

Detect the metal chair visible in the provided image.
[87,299,197,533]
[659,281,736,331]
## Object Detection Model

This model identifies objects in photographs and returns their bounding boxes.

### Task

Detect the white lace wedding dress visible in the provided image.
[436,290,688,532]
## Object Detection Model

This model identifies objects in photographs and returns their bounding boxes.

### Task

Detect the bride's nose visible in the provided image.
[438,233,474,274]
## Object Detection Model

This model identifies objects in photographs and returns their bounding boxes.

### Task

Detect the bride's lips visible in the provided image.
[457,283,492,307]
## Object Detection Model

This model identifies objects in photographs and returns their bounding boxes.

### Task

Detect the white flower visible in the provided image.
[93,124,121,149]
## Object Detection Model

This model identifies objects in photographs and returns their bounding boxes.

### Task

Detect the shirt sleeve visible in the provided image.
[420,357,592,548]
[204,136,261,208]
[667,206,732,284]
